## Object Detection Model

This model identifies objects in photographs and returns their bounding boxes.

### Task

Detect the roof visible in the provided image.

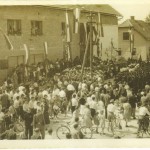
[119,19,150,40]
[38,4,122,16]
[0,4,122,17]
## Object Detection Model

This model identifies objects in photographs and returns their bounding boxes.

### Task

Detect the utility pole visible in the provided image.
[87,12,95,78]
[89,12,93,78]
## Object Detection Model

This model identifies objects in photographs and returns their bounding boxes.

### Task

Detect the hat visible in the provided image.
[141,91,144,95]
[110,99,114,103]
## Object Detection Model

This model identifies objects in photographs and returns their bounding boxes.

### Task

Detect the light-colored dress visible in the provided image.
[123,103,131,121]
[82,108,92,128]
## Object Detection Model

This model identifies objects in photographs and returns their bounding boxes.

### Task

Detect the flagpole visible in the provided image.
[80,33,90,82]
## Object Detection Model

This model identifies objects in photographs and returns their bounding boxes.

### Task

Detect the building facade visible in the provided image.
[0,5,121,82]
[118,16,150,61]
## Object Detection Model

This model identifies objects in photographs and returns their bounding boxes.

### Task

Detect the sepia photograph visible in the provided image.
[0,0,150,148]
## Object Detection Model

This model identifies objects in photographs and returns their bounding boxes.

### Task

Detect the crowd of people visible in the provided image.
[0,56,150,139]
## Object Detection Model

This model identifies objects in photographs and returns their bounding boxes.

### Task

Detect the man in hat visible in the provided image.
[33,107,45,139]
[24,108,34,139]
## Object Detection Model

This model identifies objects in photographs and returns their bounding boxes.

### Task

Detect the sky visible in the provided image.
[0,0,150,23]
[111,3,150,23]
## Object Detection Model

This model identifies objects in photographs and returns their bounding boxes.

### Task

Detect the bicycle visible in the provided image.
[137,116,150,138]
[56,121,93,139]
[11,116,24,133]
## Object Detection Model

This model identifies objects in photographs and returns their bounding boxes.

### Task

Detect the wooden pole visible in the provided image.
[90,12,93,78]
[80,33,90,81]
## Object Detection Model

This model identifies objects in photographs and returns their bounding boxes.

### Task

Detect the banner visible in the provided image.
[98,13,104,37]
[84,23,87,42]
[65,11,71,42]
[23,44,29,64]
[73,8,80,34]
[0,29,13,50]
[130,33,134,53]
[44,41,48,57]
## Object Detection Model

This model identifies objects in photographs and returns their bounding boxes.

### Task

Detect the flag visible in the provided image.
[84,23,87,42]
[67,44,71,61]
[100,42,103,56]
[3,33,14,51]
[93,25,98,43]
[130,33,134,53]
[23,44,29,64]
[98,13,104,37]
[0,29,13,50]
[44,41,48,57]
[65,11,71,42]
[73,8,80,34]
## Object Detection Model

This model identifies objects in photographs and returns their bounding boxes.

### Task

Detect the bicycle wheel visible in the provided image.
[80,126,93,139]
[14,122,24,133]
[56,125,71,139]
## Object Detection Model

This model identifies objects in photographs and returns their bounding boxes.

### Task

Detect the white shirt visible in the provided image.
[107,104,116,113]
[97,100,104,111]
[29,100,35,109]
[13,92,19,101]
[42,90,49,97]
[87,97,92,105]
[14,100,19,108]
[89,100,97,110]
[71,98,78,107]
[59,90,66,98]
[52,89,60,96]
[81,83,87,90]
[67,84,75,91]
[0,112,4,121]
[18,86,25,92]
[23,103,29,112]
[138,107,150,116]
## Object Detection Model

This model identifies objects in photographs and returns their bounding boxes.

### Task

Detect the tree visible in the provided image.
[145,13,150,23]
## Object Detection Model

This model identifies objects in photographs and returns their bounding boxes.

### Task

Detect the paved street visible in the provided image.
[45,112,150,139]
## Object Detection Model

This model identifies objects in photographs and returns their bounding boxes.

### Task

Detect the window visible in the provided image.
[123,32,129,40]
[7,19,21,35]
[31,21,43,36]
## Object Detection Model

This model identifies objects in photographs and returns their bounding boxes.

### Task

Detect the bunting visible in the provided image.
[0,29,13,51]
[73,8,80,34]
[130,33,134,53]
[65,11,71,42]
[44,41,48,58]
[84,23,87,42]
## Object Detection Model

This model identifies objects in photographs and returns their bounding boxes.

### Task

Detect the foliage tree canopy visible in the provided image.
[145,13,150,23]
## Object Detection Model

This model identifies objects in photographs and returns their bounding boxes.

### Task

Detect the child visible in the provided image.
[53,102,60,119]
[98,109,105,134]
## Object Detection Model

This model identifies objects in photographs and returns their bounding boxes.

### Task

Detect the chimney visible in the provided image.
[130,16,135,20]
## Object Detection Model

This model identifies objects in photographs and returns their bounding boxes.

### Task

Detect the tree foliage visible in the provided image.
[145,13,150,23]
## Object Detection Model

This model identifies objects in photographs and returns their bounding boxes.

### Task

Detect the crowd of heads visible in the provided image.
[0,56,150,139]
